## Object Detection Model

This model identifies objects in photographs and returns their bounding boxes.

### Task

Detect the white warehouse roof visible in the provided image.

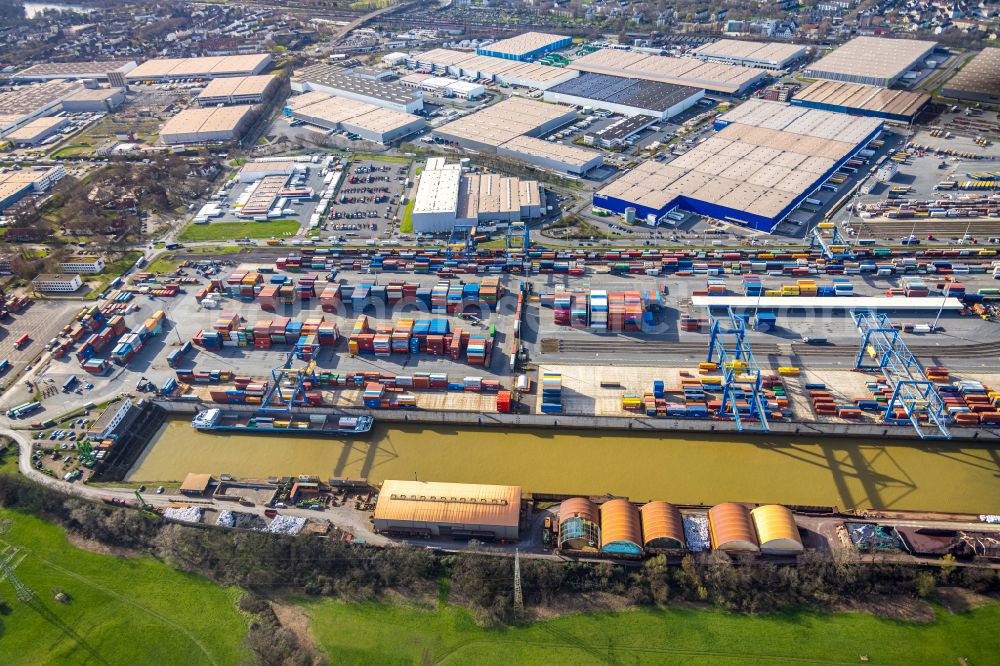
[692,296,965,310]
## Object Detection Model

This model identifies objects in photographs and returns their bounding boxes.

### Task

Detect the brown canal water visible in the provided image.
[129,419,1000,514]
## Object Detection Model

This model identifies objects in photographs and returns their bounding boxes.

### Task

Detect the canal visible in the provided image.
[129,419,1000,514]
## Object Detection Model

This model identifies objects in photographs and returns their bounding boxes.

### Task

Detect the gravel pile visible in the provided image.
[216,510,267,530]
[265,515,307,535]
[683,513,710,552]
[163,506,203,523]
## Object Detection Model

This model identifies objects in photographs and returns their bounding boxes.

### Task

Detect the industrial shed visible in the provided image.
[126,54,272,82]
[477,32,572,62]
[568,49,767,95]
[4,116,67,145]
[691,40,806,70]
[708,503,759,553]
[407,49,578,90]
[598,499,643,556]
[291,64,423,113]
[497,135,603,176]
[373,480,521,541]
[750,505,803,554]
[197,75,278,106]
[287,92,424,144]
[543,73,704,120]
[940,48,1000,105]
[60,87,126,113]
[160,105,254,145]
[639,502,686,551]
[594,99,882,232]
[12,59,137,82]
[791,80,928,123]
[558,497,601,551]
[803,36,937,87]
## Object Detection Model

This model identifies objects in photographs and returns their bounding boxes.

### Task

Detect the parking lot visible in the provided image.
[318,158,413,244]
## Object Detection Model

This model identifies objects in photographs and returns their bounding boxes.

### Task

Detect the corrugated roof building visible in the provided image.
[708,502,759,552]
[750,505,803,554]
[599,499,643,557]
[374,480,521,540]
[639,501,686,551]
[558,497,600,551]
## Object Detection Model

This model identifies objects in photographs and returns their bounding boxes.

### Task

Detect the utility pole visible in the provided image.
[513,549,524,617]
[0,547,34,603]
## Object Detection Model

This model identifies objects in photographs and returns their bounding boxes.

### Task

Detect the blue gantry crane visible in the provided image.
[505,222,529,255]
[706,305,770,432]
[446,224,477,261]
[810,221,855,261]
[851,309,951,439]
[259,352,309,413]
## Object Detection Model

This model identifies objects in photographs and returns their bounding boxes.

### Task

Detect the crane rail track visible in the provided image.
[543,338,1000,359]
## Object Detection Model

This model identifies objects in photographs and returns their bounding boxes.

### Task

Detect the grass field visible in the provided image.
[178,219,300,242]
[146,256,182,274]
[305,599,1000,665]
[399,199,415,234]
[0,509,250,665]
[49,144,93,159]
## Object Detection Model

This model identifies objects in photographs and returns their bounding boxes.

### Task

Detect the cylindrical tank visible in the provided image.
[624,207,636,224]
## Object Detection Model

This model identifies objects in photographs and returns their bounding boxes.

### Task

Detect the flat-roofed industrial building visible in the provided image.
[476,31,572,62]
[373,479,521,540]
[286,91,425,144]
[60,87,126,113]
[433,97,602,174]
[544,72,704,119]
[398,73,485,100]
[411,157,543,232]
[791,79,928,122]
[691,40,807,70]
[4,116,68,145]
[291,63,423,113]
[0,165,65,210]
[568,49,767,95]
[12,60,137,82]
[498,135,603,175]
[0,79,83,135]
[593,98,882,232]
[160,105,255,144]
[941,47,1000,105]
[803,36,937,87]
[197,75,278,106]
[583,114,659,148]
[125,54,272,82]
[59,256,106,274]
[407,48,578,90]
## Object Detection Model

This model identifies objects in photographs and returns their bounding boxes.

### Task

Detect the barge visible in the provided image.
[192,408,373,436]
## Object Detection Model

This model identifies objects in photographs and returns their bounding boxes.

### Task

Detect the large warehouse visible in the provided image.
[60,87,126,112]
[373,480,521,540]
[433,98,602,175]
[13,60,137,82]
[803,36,937,87]
[941,48,1000,105]
[599,499,643,557]
[286,91,425,144]
[543,73,704,119]
[568,49,767,95]
[594,98,882,231]
[750,505,804,555]
[411,157,543,233]
[4,116,68,145]
[291,64,423,113]
[126,54,272,82]
[407,49,578,90]
[791,79,928,123]
[399,74,485,100]
[0,165,65,211]
[0,79,83,135]
[197,75,278,106]
[159,105,254,145]
[639,502,686,551]
[691,40,807,70]
[708,503,760,553]
[476,32,572,62]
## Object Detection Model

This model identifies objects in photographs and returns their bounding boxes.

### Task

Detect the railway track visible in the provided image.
[543,337,1000,360]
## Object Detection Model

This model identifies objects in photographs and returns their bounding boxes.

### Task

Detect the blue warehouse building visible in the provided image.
[594,99,883,233]
[477,32,572,62]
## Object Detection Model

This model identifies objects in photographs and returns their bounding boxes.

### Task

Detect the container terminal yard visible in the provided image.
[1,26,999,577]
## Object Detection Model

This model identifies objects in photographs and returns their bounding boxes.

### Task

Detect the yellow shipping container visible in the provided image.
[698,362,718,370]
[778,367,800,376]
